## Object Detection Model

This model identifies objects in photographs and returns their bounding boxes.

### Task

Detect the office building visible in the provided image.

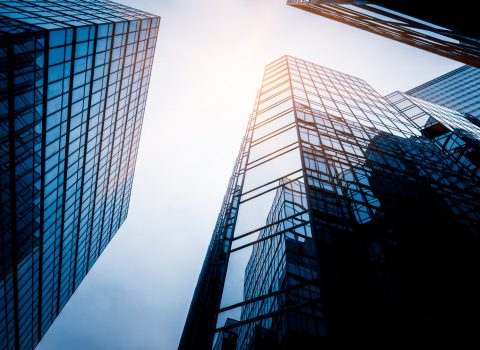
[406,65,480,120]
[387,91,480,177]
[0,1,159,348]
[235,180,322,349]
[180,55,480,348]
[287,1,480,67]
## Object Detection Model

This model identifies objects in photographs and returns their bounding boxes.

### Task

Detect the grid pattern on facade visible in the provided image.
[181,55,480,349]
[406,65,480,119]
[286,1,480,68]
[236,180,323,349]
[387,91,480,179]
[0,2,160,349]
[0,0,157,30]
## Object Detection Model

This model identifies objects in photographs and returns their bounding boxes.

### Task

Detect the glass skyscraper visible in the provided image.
[387,92,480,178]
[181,55,480,348]
[406,65,480,120]
[287,1,480,68]
[0,1,159,349]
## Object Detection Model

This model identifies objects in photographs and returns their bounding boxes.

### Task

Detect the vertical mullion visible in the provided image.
[37,28,49,343]
[71,24,98,291]
[56,27,77,315]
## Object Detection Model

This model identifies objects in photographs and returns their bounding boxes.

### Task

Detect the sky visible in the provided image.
[37,0,461,349]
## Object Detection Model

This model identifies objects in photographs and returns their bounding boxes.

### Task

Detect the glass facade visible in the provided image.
[406,65,480,120]
[0,1,159,349]
[387,92,480,178]
[181,55,480,348]
[287,1,480,68]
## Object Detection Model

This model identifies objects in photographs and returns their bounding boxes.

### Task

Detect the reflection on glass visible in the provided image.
[181,56,480,349]
[0,2,160,349]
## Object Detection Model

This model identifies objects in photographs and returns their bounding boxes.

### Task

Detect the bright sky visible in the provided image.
[37,0,461,349]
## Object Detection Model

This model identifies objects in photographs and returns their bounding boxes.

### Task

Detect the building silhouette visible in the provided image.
[0,1,159,348]
[287,1,480,67]
[180,55,480,348]
[406,65,480,120]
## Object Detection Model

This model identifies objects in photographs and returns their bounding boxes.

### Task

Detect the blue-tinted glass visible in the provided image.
[407,66,480,119]
[49,47,65,65]
[76,26,90,42]
[0,1,160,349]
[48,64,63,83]
[182,56,480,348]
[49,29,66,48]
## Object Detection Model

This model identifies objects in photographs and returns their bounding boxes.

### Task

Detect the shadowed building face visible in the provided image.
[181,55,480,349]
[0,1,159,349]
[287,1,480,67]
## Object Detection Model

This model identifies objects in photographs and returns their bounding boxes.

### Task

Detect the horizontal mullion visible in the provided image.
[245,146,298,172]
[217,277,320,314]
[229,221,309,254]
[240,168,303,197]
[251,122,296,147]
[215,295,322,333]
[240,174,304,204]
[252,107,294,130]
[231,208,309,241]
[256,96,292,116]
[247,141,298,167]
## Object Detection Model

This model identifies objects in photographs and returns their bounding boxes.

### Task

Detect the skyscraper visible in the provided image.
[387,91,480,177]
[406,65,480,120]
[180,55,480,348]
[286,1,480,67]
[0,1,159,348]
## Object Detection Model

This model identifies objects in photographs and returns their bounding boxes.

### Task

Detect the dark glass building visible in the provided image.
[406,65,480,120]
[180,55,480,348]
[287,1,480,67]
[387,91,480,177]
[0,1,159,349]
